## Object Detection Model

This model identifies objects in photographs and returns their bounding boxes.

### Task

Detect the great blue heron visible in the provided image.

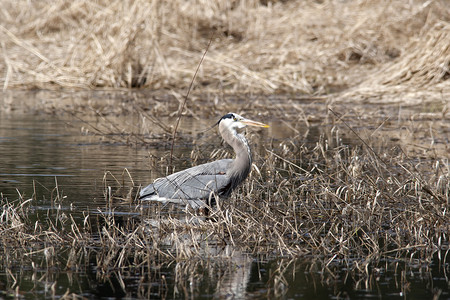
[139,113,269,207]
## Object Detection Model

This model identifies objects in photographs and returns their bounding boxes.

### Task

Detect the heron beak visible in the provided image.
[240,118,270,128]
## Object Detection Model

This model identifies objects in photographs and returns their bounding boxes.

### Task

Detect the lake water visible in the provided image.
[0,95,448,299]
[0,113,148,204]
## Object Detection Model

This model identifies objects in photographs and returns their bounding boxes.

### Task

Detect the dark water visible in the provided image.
[0,114,148,206]
[0,112,448,299]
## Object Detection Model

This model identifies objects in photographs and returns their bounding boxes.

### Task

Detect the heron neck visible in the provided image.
[233,132,251,159]
[226,131,252,177]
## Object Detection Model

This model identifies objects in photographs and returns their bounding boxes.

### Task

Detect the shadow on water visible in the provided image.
[0,91,449,299]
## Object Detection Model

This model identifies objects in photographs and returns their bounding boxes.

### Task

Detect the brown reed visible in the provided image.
[0,0,448,103]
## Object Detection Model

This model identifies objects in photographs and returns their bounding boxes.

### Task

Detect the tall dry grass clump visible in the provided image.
[0,0,448,101]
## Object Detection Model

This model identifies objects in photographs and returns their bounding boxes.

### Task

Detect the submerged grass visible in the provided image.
[1,114,448,297]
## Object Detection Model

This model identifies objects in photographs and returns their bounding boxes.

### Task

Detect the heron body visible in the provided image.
[139,113,268,206]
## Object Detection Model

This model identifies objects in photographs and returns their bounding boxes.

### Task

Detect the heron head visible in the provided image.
[218,113,269,133]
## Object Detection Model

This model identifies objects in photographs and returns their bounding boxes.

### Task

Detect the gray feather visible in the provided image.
[139,159,232,200]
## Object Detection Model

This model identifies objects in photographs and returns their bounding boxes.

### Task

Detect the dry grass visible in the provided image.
[0,0,449,102]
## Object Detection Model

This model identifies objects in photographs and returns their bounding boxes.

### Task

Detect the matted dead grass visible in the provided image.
[339,21,450,104]
[0,0,449,102]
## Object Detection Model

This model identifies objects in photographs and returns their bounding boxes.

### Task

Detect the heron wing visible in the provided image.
[139,159,232,200]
